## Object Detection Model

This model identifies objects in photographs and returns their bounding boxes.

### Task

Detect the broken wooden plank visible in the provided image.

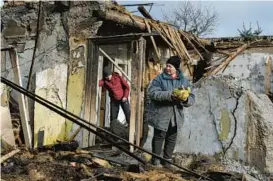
[207,43,249,76]
[92,153,131,166]
[0,149,20,163]
[68,127,81,142]
[144,19,161,62]
[92,158,113,168]
[149,23,175,49]
[265,56,272,94]
[99,48,131,83]
[179,30,204,60]
[8,48,32,149]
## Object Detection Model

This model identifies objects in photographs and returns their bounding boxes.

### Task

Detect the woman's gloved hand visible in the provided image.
[172,86,191,102]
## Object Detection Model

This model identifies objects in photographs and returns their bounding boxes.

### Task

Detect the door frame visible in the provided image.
[83,34,146,150]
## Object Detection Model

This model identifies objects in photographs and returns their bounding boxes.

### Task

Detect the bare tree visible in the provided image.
[163,1,218,37]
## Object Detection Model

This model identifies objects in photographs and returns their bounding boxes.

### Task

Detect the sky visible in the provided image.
[118,1,273,38]
[0,1,272,38]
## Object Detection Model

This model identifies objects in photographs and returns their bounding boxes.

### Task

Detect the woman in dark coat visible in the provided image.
[147,56,195,168]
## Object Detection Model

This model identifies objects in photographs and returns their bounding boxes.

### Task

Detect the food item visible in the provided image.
[172,87,191,101]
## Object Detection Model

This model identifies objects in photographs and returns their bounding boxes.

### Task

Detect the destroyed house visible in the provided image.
[1,1,211,149]
[1,1,273,176]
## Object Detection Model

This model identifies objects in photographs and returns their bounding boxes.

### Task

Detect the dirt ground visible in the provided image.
[0,148,253,181]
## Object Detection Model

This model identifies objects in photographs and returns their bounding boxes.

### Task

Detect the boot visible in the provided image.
[151,158,162,168]
[161,158,173,169]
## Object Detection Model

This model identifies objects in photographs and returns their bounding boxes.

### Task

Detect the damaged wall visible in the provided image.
[219,47,273,93]
[1,83,16,153]
[1,1,109,147]
[144,75,273,174]
[144,46,273,174]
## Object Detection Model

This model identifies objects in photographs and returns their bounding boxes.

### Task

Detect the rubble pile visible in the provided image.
[1,146,269,181]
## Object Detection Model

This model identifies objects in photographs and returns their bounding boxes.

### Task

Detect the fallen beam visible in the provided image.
[208,43,249,76]
[8,48,32,149]
[0,149,20,163]
[122,3,154,7]
[138,6,153,19]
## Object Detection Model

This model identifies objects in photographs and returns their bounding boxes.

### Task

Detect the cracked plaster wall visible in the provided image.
[176,77,246,159]
[34,64,68,147]
[143,75,273,173]
[144,48,273,173]
[1,2,108,145]
[144,77,247,157]
[219,47,273,93]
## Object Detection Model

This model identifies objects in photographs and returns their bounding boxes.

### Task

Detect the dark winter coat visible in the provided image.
[147,69,195,131]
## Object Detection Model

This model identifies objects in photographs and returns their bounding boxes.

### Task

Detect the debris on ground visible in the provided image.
[1,146,270,181]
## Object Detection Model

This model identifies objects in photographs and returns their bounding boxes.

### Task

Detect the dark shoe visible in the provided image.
[151,158,162,168]
[161,158,173,169]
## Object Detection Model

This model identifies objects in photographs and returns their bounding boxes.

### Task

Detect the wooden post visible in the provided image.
[97,56,103,127]
[265,56,272,94]
[136,38,145,147]
[129,38,146,152]
[83,42,95,147]
[8,48,32,149]
[89,44,100,146]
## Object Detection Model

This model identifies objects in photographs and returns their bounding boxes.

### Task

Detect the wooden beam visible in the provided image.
[129,42,137,152]
[68,127,81,142]
[0,149,20,163]
[150,23,175,49]
[93,10,146,30]
[138,6,153,19]
[8,48,32,149]
[129,38,146,152]
[99,48,131,83]
[207,43,249,76]
[135,38,145,147]
[265,56,272,94]
[83,42,94,147]
[122,3,154,7]
[89,44,100,146]
[144,19,160,62]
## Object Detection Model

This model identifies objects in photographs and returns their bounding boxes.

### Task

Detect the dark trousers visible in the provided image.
[140,121,149,148]
[152,122,177,160]
[110,100,130,125]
